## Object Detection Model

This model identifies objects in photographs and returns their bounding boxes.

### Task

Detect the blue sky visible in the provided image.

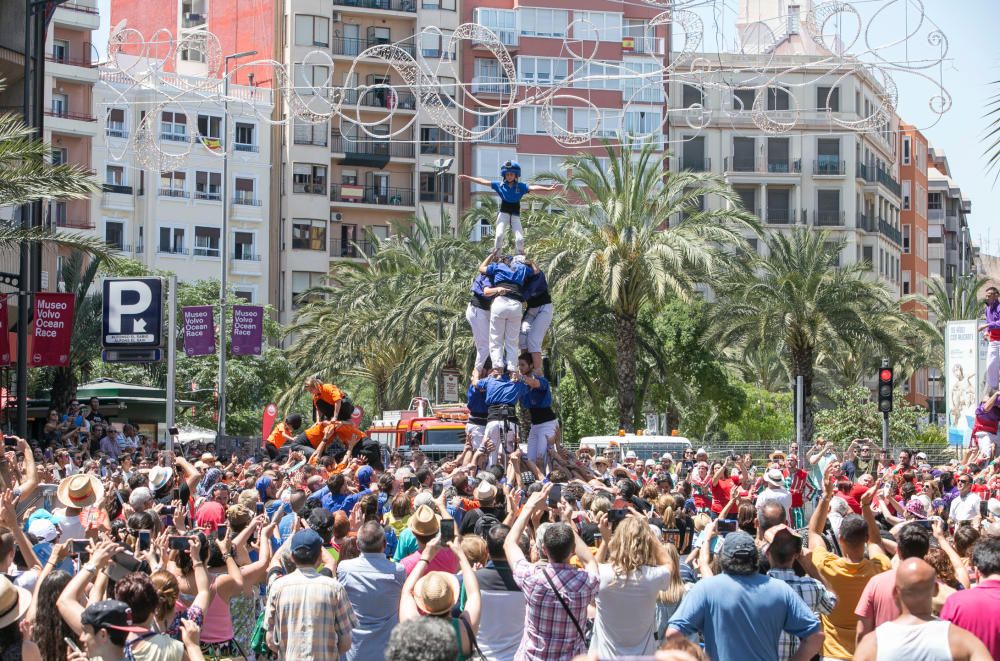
[94,0,999,252]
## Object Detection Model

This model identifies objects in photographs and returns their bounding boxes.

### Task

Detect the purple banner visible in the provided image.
[182,306,215,357]
[231,305,263,356]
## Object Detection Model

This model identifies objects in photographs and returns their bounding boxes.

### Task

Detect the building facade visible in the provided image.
[898,122,929,406]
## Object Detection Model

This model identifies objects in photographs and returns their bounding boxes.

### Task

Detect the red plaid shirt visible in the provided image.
[513,559,599,661]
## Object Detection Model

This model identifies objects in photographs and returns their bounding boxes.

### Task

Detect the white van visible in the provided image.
[578,434,694,462]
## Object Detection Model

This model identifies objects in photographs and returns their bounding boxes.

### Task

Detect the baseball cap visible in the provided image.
[81,600,148,634]
[625,450,637,460]
[720,531,758,563]
[290,529,323,555]
[27,518,58,543]
[645,459,656,467]
[660,453,673,461]
[307,508,334,534]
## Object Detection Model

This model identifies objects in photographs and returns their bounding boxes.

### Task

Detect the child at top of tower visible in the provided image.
[459,160,558,255]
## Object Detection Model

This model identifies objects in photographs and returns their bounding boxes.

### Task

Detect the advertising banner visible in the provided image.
[945,320,980,446]
[182,306,215,357]
[31,293,74,367]
[0,297,9,366]
[231,305,263,356]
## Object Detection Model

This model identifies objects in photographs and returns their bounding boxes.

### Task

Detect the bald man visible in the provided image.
[854,558,990,661]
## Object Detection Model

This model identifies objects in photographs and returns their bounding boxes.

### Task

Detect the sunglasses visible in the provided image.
[957,479,970,484]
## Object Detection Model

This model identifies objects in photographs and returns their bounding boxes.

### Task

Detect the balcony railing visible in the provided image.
[623,36,665,55]
[106,124,128,139]
[814,210,845,226]
[47,42,97,68]
[331,36,416,57]
[331,135,416,157]
[294,183,327,195]
[332,0,416,12]
[680,157,711,172]
[330,238,377,258]
[857,213,876,232]
[232,252,261,261]
[724,156,802,174]
[60,2,99,15]
[765,207,795,224]
[160,132,188,142]
[330,184,414,207]
[234,143,258,153]
[194,191,222,201]
[879,217,902,245]
[158,247,189,255]
[192,246,220,257]
[473,26,518,48]
[420,141,455,156]
[339,87,417,110]
[45,108,96,121]
[233,195,262,206]
[813,159,846,175]
[109,243,132,253]
[158,188,189,198]
[473,126,516,144]
[102,184,133,195]
[55,217,95,230]
[876,167,901,197]
[471,76,514,95]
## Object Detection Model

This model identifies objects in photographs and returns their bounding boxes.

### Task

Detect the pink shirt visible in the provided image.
[855,568,899,626]
[400,548,460,576]
[940,578,1000,659]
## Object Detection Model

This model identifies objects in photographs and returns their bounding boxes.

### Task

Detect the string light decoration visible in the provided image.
[97,0,952,168]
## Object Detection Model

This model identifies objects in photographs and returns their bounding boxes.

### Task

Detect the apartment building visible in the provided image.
[898,122,929,406]
[90,62,273,303]
[927,146,975,293]
[460,1,670,240]
[0,0,102,291]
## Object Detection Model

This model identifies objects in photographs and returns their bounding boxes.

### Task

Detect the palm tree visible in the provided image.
[986,79,1000,183]
[901,273,989,369]
[533,141,758,430]
[708,228,904,443]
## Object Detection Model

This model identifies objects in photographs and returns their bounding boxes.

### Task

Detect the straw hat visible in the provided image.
[148,466,173,492]
[474,482,497,503]
[57,473,104,509]
[200,452,217,465]
[0,576,31,628]
[413,571,460,616]
[408,505,441,537]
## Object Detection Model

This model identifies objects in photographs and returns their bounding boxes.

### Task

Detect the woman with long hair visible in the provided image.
[590,513,672,656]
[28,570,71,661]
[655,543,690,641]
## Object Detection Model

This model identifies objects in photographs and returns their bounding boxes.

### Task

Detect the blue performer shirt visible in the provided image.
[477,374,528,406]
[520,375,552,409]
[466,383,488,417]
[470,273,492,297]
[522,269,549,304]
[485,262,531,287]
[491,181,529,204]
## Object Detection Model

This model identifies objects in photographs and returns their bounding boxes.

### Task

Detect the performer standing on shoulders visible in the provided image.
[517,353,558,468]
[519,258,552,377]
[479,252,536,375]
[980,286,1000,390]
[458,161,557,255]
[466,271,495,381]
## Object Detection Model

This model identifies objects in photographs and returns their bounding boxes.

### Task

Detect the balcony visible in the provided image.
[623,36,665,55]
[233,195,262,207]
[106,124,128,139]
[813,159,846,176]
[160,132,189,142]
[194,191,222,202]
[53,2,100,30]
[158,247,189,256]
[472,27,518,49]
[928,208,945,222]
[331,37,416,58]
[232,252,261,262]
[234,143,259,153]
[471,77,514,95]
[857,213,876,232]
[330,184,414,207]
[294,183,327,195]
[765,207,796,225]
[330,238,377,259]
[879,217,902,245]
[158,188,189,198]
[192,246,220,258]
[945,214,959,232]
[45,108,96,122]
[473,126,516,145]
[724,157,802,174]
[814,210,845,227]
[54,217,95,230]
[340,87,417,111]
[332,0,417,13]
[331,136,415,165]
[876,167,901,197]
[102,184,133,195]
[680,157,711,172]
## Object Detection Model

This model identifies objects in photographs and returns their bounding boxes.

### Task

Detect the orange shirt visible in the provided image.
[313,383,344,407]
[267,422,293,449]
[304,421,331,448]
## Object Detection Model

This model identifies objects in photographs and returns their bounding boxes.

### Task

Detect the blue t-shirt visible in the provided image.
[491,181,529,205]
[667,572,820,661]
[466,383,488,416]
[522,270,548,301]
[520,376,552,409]
[470,273,492,297]
[477,375,529,406]
[485,262,531,287]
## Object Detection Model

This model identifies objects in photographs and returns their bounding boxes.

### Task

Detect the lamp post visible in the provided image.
[217,50,256,440]
[431,157,453,403]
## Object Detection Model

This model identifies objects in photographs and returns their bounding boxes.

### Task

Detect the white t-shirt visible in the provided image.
[949,492,982,523]
[52,508,87,541]
[756,487,793,519]
[589,563,672,657]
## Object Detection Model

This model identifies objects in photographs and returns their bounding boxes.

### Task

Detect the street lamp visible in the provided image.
[217,49,257,441]
[431,157,453,403]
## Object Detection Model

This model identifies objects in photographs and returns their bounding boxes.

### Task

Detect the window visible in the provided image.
[294,15,329,47]
[515,154,566,181]
[518,57,568,86]
[197,114,222,145]
[519,8,568,37]
[293,119,327,146]
[291,219,327,250]
[903,223,911,254]
[106,108,126,137]
[234,289,254,303]
[574,11,622,42]
[787,4,800,33]
[573,60,620,90]
[234,177,256,205]
[902,136,911,165]
[105,221,125,250]
[681,136,705,171]
[193,226,221,257]
[52,39,69,62]
[624,109,660,138]
[161,111,187,141]
[420,127,455,155]
[817,86,839,111]
[158,227,185,254]
[928,192,942,210]
[902,180,911,210]
[767,138,790,172]
[863,246,874,270]
[419,172,455,202]
[817,189,841,225]
[293,64,330,95]
[732,137,755,171]
[291,271,325,308]
[766,188,791,223]
[233,231,256,260]
[732,88,756,111]
[519,107,568,134]
[816,138,841,173]
[474,8,516,45]
[682,84,703,108]
[767,87,790,111]
[572,108,622,137]
[194,171,221,200]
[422,0,456,10]
[916,183,927,216]
[50,92,67,115]
[293,164,327,194]
[159,171,187,197]
[735,187,756,214]
[51,148,67,166]
[622,60,663,102]
[234,123,256,150]
[105,165,126,186]
[903,270,911,295]
[180,33,207,62]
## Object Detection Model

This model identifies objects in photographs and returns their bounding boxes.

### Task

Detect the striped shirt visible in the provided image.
[767,567,837,661]
[513,559,599,661]
[264,567,357,660]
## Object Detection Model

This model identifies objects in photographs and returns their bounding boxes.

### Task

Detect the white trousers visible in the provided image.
[466,422,487,457]
[490,296,523,372]
[484,419,515,464]
[988,341,1000,390]
[526,419,558,467]
[465,303,491,371]
[519,303,554,354]
[494,211,524,255]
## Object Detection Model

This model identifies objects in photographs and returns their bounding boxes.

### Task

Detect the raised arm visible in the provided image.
[451,540,481,630]
[859,486,886,558]
[505,484,549,566]
[808,464,838,550]
[458,174,492,186]
[932,519,971,588]
[527,183,558,192]
[57,540,119,636]
[14,438,38,503]
[478,251,496,275]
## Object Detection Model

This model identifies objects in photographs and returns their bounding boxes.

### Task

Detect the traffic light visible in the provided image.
[878,365,894,413]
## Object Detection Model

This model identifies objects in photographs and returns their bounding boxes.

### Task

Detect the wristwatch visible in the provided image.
[82,562,97,574]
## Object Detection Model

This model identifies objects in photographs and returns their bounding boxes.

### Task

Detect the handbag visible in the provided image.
[542,568,591,646]
[457,614,488,661]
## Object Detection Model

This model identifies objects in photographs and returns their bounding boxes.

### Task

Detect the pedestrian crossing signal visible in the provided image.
[878,365,893,413]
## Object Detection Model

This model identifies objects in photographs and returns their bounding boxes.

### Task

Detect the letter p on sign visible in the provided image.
[108,280,152,333]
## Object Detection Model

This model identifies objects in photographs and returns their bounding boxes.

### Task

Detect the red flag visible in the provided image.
[31,293,74,367]
[262,403,277,446]
[0,297,10,366]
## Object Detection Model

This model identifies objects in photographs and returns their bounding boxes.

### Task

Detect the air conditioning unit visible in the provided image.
[332,212,343,222]
[332,11,343,23]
